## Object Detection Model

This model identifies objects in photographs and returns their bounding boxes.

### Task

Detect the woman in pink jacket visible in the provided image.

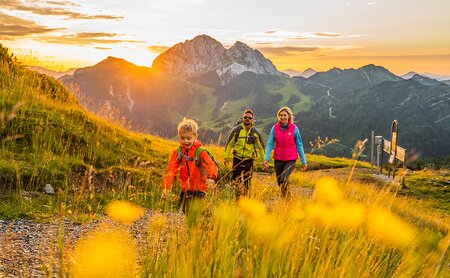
[263,107,307,197]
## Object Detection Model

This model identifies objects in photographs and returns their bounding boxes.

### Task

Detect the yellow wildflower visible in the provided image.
[214,203,238,226]
[71,227,137,278]
[106,200,144,224]
[238,197,266,219]
[248,215,279,244]
[306,203,334,227]
[367,207,417,248]
[306,201,365,230]
[331,201,365,230]
[289,201,306,221]
[314,177,343,205]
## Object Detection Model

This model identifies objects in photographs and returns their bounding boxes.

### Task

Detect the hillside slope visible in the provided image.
[0,44,172,191]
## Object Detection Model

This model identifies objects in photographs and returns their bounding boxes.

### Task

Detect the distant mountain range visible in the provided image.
[56,35,450,158]
[282,68,317,78]
[401,71,450,81]
[27,66,78,79]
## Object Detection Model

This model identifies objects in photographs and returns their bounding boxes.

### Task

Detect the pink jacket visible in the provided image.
[273,122,298,161]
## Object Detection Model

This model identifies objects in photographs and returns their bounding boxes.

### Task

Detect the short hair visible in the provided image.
[177,118,198,135]
[277,106,294,124]
[243,109,254,116]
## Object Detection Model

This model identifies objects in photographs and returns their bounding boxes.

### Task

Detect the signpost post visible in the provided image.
[388,120,399,178]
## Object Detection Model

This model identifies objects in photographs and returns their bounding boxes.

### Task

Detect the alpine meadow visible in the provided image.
[1,1,450,276]
[0,42,449,277]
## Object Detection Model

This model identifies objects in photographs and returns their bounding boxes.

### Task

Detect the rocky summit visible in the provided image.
[152,34,284,85]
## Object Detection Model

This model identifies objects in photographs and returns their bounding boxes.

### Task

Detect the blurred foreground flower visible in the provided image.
[238,197,266,219]
[71,227,137,277]
[314,177,343,205]
[248,215,279,244]
[306,201,365,229]
[106,200,144,224]
[214,203,238,226]
[367,207,417,248]
[289,201,306,221]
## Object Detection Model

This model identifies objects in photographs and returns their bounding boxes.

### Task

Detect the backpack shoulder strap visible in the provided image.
[225,125,242,147]
[176,146,182,165]
[252,127,265,149]
[233,125,243,143]
[194,146,206,166]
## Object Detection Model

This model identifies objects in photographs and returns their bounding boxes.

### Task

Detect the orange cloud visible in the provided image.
[35,33,144,46]
[0,12,62,39]
[257,46,321,56]
[312,32,342,37]
[0,0,123,20]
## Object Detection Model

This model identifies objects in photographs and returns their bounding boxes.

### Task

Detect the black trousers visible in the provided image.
[232,157,254,197]
[179,190,206,214]
[274,160,296,197]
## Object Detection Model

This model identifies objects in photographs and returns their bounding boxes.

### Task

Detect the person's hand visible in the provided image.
[301,164,308,171]
[262,160,269,169]
[224,158,230,167]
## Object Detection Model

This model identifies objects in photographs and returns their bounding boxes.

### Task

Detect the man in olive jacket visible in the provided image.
[224,109,265,198]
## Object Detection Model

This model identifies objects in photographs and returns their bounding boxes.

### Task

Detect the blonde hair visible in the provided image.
[277,106,294,124]
[177,118,198,136]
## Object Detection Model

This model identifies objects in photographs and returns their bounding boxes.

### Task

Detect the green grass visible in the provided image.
[401,170,450,214]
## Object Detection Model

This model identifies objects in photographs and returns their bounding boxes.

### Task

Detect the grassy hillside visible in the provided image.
[0,44,179,218]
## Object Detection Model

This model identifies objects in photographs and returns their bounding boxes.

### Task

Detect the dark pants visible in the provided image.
[232,157,254,198]
[179,190,206,214]
[274,160,296,197]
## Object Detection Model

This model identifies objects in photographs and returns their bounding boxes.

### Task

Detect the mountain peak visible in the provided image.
[360,64,377,69]
[152,34,285,82]
[98,56,130,66]
[402,71,417,79]
[302,68,317,78]
[191,34,220,43]
[231,41,250,49]
[359,64,391,73]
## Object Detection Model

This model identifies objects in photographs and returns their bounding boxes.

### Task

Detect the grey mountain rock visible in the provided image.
[152,34,285,85]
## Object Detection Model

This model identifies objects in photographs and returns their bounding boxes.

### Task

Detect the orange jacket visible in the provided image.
[162,141,218,192]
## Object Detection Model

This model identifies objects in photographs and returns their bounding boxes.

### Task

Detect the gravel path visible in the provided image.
[0,211,185,277]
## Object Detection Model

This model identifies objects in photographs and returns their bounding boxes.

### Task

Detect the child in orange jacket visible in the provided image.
[162,118,218,213]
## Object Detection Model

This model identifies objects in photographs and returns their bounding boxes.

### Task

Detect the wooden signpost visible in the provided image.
[372,120,407,184]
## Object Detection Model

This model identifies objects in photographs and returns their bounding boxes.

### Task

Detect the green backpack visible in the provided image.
[176,146,221,181]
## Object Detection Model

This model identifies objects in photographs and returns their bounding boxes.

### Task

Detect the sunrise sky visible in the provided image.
[1,0,449,77]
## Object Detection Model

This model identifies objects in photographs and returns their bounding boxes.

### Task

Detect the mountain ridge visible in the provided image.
[52,35,450,158]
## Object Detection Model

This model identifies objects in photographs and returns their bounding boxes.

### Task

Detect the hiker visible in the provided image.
[162,118,218,213]
[224,109,265,198]
[263,107,307,197]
